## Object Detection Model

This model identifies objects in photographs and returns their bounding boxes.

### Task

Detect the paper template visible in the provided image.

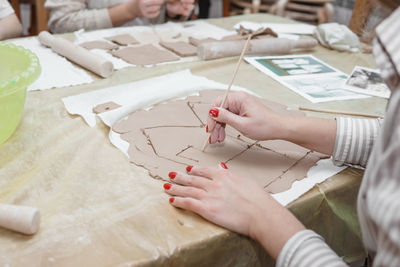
[245,55,370,103]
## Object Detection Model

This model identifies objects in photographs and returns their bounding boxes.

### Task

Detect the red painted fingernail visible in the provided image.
[186,165,193,172]
[209,136,211,144]
[164,183,172,190]
[169,197,175,203]
[206,125,208,132]
[220,162,228,169]
[169,172,177,179]
[209,108,219,118]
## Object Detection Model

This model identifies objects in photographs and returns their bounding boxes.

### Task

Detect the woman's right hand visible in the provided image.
[207,92,285,144]
[127,0,164,19]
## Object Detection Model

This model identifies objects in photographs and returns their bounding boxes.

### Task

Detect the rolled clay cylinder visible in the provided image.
[197,38,318,60]
[0,204,40,235]
[38,31,114,78]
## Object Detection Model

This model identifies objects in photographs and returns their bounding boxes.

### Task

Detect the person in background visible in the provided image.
[163,4,400,267]
[0,0,22,40]
[45,0,195,33]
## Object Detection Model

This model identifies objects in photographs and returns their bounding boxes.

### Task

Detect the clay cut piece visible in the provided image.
[106,34,139,45]
[112,90,328,194]
[92,101,122,114]
[80,41,119,50]
[111,44,180,65]
[159,41,197,57]
[188,37,218,47]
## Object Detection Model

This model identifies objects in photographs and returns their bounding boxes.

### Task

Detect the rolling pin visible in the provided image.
[197,38,318,60]
[0,204,40,235]
[38,31,114,78]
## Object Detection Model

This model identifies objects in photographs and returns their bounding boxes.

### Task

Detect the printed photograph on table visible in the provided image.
[245,55,369,103]
[344,66,391,98]
[255,56,336,76]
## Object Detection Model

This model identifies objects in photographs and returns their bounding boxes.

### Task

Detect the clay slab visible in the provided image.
[159,41,197,57]
[80,41,119,50]
[106,34,139,45]
[188,37,218,47]
[92,101,121,114]
[111,44,180,65]
[112,90,325,194]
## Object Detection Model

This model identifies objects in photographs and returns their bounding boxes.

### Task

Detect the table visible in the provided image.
[0,14,386,266]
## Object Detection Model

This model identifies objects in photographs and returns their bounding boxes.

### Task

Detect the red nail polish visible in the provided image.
[206,125,208,132]
[169,172,177,179]
[220,162,228,169]
[164,183,172,190]
[186,165,193,172]
[169,197,175,203]
[209,108,219,118]
[209,136,211,144]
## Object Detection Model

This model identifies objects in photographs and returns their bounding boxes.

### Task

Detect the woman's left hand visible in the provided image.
[166,0,194,17]
[163,165,306,259]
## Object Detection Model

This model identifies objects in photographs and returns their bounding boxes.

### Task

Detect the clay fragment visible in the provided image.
[159,41,197,57]
[112,90,325,193]
[106,34,139,45]
[80,41,119,50]
[92,101,121,114]
[111,44,180,65]
[172,33,181,39]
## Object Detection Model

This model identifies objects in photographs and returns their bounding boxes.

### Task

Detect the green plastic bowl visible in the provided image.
[0,42,41,145]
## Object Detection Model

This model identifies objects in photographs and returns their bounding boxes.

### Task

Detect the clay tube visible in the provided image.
[197,38,318,60]
[38,31,114,78]
[0,204,40,235]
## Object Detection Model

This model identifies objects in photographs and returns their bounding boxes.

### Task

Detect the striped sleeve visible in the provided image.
[276,230,347,267]
[332,117,382,167]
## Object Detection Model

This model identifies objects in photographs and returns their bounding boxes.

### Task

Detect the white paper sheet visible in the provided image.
[62,69,252,127]
[234,21,316,38]
[245,54,370,103]
[74,21,236,69]
[272,158,345,206]
[63,69,346,206]
[8,37,94,91]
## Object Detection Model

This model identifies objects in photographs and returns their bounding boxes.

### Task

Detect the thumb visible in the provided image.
[209,107,246,131]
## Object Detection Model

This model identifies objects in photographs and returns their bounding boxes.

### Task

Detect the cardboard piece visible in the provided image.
[106,34,139,45]
[111,44,180,65]
[80,41,119,50]
[112,90,327,193]
[159,41,197,57]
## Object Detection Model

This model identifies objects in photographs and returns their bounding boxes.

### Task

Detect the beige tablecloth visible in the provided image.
[0,14,386,266]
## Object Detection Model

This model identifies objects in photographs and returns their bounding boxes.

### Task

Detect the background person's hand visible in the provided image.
[207,92,285,144]
[166,0,195,17]
[127,0,164,18]
[164,166,306,259]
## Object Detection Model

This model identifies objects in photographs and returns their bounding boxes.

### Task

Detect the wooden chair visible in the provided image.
[10,0,49,35]
[270,0,334,24]
[223,0,276,16]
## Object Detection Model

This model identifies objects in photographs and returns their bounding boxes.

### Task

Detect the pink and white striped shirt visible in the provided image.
[277,7,400,267]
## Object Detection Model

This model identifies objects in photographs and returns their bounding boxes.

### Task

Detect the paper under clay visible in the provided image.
[111,44,180,65]
[112,90,328,194]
